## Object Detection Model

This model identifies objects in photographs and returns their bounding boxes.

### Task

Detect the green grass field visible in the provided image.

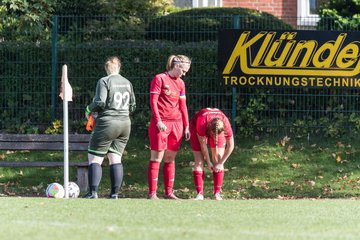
[1,198,360,240]
[2,134,360,239]
[2,133,360,199]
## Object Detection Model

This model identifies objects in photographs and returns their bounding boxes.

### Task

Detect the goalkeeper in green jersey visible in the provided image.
[84,56,136,199]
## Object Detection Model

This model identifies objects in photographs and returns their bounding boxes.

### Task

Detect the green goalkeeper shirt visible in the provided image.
[88,73,136,117]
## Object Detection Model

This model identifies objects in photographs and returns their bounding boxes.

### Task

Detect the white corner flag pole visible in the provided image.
[60,64,73,199]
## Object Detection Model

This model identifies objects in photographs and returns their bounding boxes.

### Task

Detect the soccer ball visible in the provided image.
[46,183,65,198]
[65,182,80,198]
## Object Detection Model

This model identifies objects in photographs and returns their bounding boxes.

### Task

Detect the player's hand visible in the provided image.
[157,121,167,132]
[184,126,190,141]
[85,106,91,119]
[213,163,224,172]
[86,114,96,131]
[206,160,213,171]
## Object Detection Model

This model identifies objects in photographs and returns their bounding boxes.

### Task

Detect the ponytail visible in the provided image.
[214,121,219,160]
[208,118,225,162]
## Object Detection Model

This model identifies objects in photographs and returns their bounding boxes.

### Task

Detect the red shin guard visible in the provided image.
[193,170,204,194]
[147,161,160,195]
[163,162,175,195]
[213,170,224,194]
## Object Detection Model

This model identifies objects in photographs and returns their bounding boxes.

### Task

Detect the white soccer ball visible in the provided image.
[46,183,65,198]
[65,182,80,198]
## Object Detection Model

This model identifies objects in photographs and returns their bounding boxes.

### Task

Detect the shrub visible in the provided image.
[317,0,360,31]
[146,7,293,42]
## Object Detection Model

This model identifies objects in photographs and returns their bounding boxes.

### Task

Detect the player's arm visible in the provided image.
[179,82,190,140]
[149,76,166,131]
[218,116,234,165]
[219,136,234,165]
[88,79,106,112]
[179,96,190,140]
[149,93,160,119]
[196,117,212,169]
[149,76,161,122]
[150,93,168,132]
[129,83,136,113]
[197,134,212,170]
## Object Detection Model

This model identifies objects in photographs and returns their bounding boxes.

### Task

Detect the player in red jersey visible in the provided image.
[147,54,191,200]
[189,108,234,200]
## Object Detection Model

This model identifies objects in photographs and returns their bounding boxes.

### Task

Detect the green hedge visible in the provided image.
[146,7,293,42]
[0,40,221,133]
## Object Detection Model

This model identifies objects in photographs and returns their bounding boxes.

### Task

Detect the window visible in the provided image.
[297,0,327,26]
[173,0,223,8]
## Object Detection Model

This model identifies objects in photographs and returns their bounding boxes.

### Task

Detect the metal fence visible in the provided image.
[0,14,359,136]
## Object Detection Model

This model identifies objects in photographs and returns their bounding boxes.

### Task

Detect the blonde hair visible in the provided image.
[105,56,121,75]
[166,54,191,71]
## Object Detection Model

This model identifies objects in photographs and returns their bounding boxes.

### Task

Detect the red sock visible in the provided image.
[193,170,204,194]
[147,161,160,195]
[163,162,175,195]
[213,170,224,194]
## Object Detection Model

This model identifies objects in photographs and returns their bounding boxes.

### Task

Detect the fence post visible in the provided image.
[231,15,240,134]
[51,16,59,122]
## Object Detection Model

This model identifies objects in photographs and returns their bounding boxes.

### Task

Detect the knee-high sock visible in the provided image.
[88,163,102,192]
[110,163,123,195]
[213,170,224,194]
[193,170,204,194]
[147,161,160,195]
[163,162,175,195]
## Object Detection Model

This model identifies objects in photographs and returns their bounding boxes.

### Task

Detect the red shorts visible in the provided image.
[148,119,184,151]
[189,123,226,151]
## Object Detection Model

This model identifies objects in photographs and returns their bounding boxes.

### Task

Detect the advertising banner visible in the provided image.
[218,29,360,88]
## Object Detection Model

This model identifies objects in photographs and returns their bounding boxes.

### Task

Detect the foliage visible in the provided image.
[53,0,104,15]
[348,113,360,134]
[317,0,360,30]
[146,7,293,42]
[2,120,40,134]
[53,0,175,42]
[235,98,266,137]
[44,119,63,134]
[318,113,347,137]
[0,0,174,42]
[97,0,174,17]
[0,0,55,41]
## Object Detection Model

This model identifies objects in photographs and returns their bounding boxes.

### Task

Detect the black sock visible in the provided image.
[88,163,102,192]
[110,163,123,195]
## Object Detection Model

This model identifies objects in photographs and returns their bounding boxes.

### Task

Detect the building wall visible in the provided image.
[223,0,297,26]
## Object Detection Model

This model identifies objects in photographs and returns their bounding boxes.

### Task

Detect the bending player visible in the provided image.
[189,108,234,200]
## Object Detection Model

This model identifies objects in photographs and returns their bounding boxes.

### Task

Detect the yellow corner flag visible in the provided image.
[59,64,73,101]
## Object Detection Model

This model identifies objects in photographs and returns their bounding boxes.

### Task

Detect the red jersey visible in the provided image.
[149,72,188,125]
[191,108,233,139]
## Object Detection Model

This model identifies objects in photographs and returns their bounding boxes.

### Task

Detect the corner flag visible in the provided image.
[59,65,73,102]
[60,64,72,199]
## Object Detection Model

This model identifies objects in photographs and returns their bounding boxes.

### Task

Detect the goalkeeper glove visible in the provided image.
[86,114,96,132]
